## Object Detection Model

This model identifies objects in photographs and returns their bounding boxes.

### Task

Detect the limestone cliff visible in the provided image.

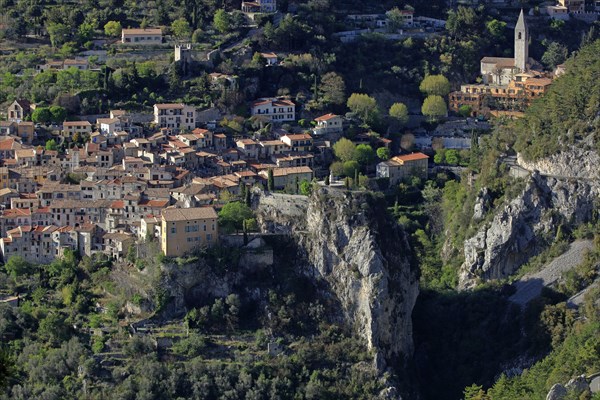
[459,151,600,290]
[255,188,419,366]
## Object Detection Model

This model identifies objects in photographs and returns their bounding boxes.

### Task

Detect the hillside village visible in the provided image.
[0,2,574,264]
[0,0,600,399]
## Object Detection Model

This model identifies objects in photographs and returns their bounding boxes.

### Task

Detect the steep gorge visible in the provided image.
[254,188,419,368]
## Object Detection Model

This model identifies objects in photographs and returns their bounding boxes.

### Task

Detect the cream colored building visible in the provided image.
[376,153,428,185]
[121,28,163,45]
[63,121,92,137]
[161,207,218,257]
[259,166,313,190]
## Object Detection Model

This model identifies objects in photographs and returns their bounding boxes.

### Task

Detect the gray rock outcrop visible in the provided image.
[459,164,600,289]
[546,383,568,400]
[255,188,419,366]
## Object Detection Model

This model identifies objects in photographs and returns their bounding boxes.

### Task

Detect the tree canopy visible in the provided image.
[218,201,253,232]
[419,75,451,97]
[389,102,409,127]
[333,137,356,163]
[347,93,379,126]
[421,95,448,121]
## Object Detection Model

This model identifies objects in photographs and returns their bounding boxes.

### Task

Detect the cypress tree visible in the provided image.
[267,169,274,191]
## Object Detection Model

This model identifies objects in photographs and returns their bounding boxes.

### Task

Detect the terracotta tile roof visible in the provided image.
[122,28,162,35]
[315,113,339,122]
[391,152,429,162]
[161,206,218,221]
[111,200,125,209]
[283,133,312,141]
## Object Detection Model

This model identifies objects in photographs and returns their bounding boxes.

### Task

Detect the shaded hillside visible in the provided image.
[514,39,600,161]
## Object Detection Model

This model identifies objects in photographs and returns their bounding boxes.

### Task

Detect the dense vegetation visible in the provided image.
[0,238,387,399]
[514,39,600,160]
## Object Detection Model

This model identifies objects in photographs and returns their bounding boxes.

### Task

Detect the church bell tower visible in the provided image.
[514,9,529,72]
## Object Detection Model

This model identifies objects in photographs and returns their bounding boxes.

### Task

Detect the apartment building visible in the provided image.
[154,103,196,132]
[161,207,218,257]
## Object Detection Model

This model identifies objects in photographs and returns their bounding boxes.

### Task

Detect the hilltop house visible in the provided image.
[376,153,429,185]
[121,28,163,45]
[250,98,295,122]
[313,113,343,135]
[258,166,313,190]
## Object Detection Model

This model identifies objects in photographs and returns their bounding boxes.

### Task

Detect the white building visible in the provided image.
[154,103,196,132]
[313,113,343,135]
[250,98,295,122]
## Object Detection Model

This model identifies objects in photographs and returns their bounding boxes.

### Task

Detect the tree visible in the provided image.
[421,95,447,121]
[486,19,507,40]
[419,75,451,97]
[171,18,192,40]
[49,106,67,123]
[330,161,344,177]
[389,102,409,127]
[299,180,311,196]
[355,144,375,166]
[319,72,346,106]
[387,8,408,32]
[4,256,33,282]
[343,160,359,177]
[445,149,459,165]
[347,93,379,126]
[32,107,52,124]
[219,202,254,232]
[77,22,95,44]
[333,138,356,162]
[541,41,568,69]
[213,9,231,34]
[446,6,482,40]
[251,52,266,68]
[104,21,122,37]
[46,139,58,151]
[46,22,69,48]
[267,169,274,191]
[377,147,390,160]
[434,149,446,164]
[458,105,472,118]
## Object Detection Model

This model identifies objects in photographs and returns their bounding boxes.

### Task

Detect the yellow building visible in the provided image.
[161,207,218,257]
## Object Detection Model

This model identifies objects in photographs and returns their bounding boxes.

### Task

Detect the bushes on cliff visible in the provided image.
[514,39,600,161]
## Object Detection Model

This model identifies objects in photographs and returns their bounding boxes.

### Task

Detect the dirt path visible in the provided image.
[509,240,594,306]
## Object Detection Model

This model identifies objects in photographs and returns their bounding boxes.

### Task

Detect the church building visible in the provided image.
[480,10,530,85]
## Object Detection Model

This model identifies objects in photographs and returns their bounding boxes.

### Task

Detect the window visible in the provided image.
[171,227,176,234]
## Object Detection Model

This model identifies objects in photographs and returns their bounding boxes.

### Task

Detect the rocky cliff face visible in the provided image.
[255,189,419,367]
[459,152,600,290]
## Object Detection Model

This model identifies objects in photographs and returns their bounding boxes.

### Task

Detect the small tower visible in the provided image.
[174,44,193,75]
[514,9,529,72]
